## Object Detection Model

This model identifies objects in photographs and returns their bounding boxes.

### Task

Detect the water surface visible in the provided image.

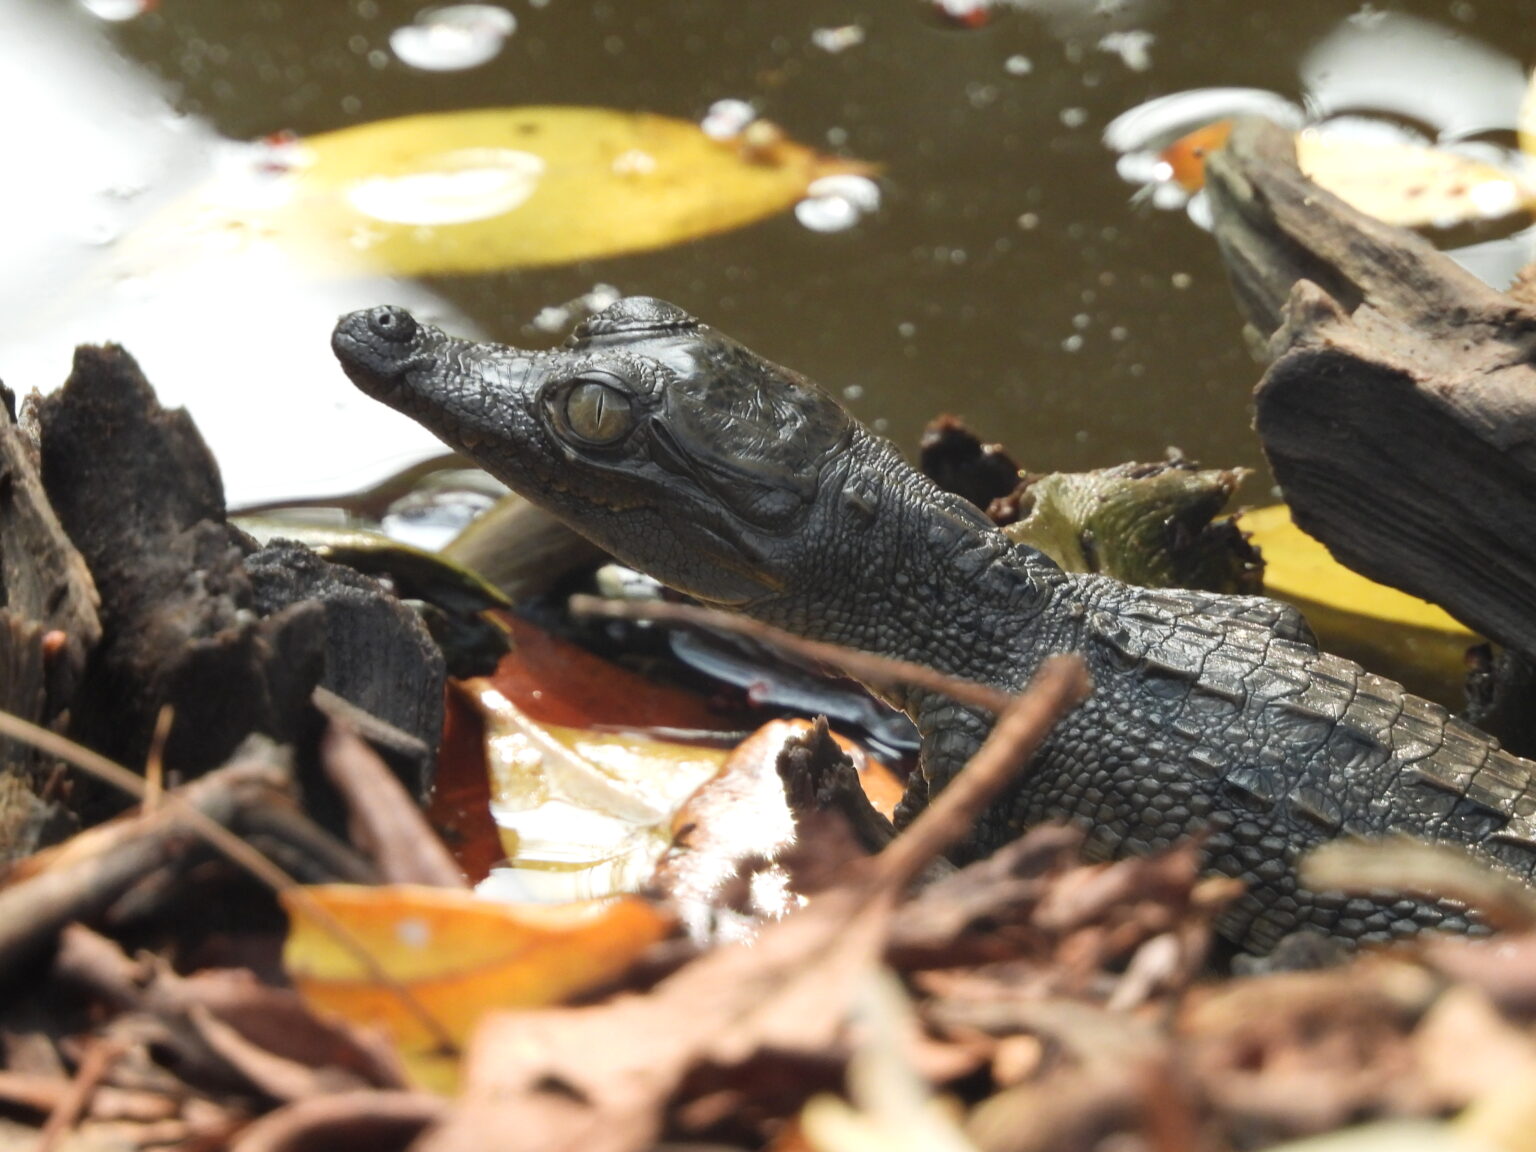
[4,0,1532,504]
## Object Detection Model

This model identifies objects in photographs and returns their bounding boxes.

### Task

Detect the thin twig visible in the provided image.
[568,594,1016,714]
[143,704,174,814]
[874,655,1091,889]
[36,1037,122,1152]
[0,709,459,1056]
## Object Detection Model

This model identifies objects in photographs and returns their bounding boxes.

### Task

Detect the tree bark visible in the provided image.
[1204,117,1536,660]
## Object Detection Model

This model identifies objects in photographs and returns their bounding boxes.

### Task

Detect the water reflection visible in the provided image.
[78,0,152,23]
[0,0,460,504]
[346,148,545,226]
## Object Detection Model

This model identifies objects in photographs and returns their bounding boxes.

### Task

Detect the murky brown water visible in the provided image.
[5,0,1534,504]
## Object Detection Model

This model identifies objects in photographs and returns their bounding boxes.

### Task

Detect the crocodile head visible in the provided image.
[332,297,858,607]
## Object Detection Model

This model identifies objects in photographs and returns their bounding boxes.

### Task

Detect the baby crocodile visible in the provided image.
[333,297,1536,950]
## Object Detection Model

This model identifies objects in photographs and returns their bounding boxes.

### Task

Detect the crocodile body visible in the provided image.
[333,298,1536,950]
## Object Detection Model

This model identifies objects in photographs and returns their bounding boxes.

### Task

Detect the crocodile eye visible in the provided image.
[563,378,634,444]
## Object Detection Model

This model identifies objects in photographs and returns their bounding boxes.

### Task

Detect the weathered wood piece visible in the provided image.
[1204,118,1536,659]
[0,385,102,861]
[27,346,442,811]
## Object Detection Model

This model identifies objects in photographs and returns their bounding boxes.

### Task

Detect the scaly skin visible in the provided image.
[333,297,1536,950]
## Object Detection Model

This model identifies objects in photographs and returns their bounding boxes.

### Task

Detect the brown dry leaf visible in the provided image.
[488,613,730,731]
[1181,961,1440,1135]
[799,972,979,1152]
[228,1090,447,1152]
[1423,933,1536,1014]
[280,886,671,1092]
[653,718,901,931]
[321,723,466,890]
[1412,985,1536,1106]
[414,657,1089,1152]
[416,882,896,1152]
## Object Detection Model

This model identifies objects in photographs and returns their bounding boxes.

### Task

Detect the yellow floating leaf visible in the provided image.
[1244,504,1476,705]
[1519,68,1536,157]
[281,885,670,1091]
[156,107,873,276]
[1295,129,1535,229]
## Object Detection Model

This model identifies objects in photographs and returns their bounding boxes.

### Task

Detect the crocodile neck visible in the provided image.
[739,428,1066,692]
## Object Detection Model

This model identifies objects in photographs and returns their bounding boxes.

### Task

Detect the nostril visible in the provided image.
[368,305,416,343]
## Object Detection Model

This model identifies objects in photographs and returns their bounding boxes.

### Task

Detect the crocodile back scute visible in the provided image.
[996,580,1536,950]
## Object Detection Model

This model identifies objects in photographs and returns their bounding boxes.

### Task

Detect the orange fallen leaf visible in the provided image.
[1158,120,1233,190]
[281,885,671,1091]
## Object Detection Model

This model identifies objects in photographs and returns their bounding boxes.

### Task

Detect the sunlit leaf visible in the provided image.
[1244,504,1476,704]
[1294,129,1534,229]
[471,680,731,903]
[1518,66,1536,157]
[1152,116,1534,229]
[281,885,670,1091]
[656,718,904,928]
[431,613,745,887]
[146,107,874,276]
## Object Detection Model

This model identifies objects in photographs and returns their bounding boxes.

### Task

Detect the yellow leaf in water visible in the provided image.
[281,885,670,1092]
[1295,129,1535,229]
[1244,504,1476,705]
[1519,67,1536,157]
[166,107,873,276]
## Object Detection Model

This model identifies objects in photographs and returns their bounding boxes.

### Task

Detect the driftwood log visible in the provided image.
[1205,118,1536,660]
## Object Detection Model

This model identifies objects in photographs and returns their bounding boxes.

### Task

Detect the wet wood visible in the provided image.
[28,346,443,809]
[0,750,306,977]
[1204,118,1536,660]
[0,387,101,863]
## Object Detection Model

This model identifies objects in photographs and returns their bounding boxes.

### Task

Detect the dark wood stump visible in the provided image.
[1205,118,1536,660]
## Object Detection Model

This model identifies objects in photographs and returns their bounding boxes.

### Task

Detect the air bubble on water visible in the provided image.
[1184,190,1215,230]
[795,195,860,233]
[389,5,515,72]
[795,174,881,233]
[701,99,757,140]
[811,24,865,53]
[1062,334,1085,352]
[1004,55,1033,76]
[1098,30,1154,72]
[810,174,881,212]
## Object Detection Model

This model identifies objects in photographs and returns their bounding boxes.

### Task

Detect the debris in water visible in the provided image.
[389,5,516,72]
[795,174,882,233]
[812,24,866,53]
